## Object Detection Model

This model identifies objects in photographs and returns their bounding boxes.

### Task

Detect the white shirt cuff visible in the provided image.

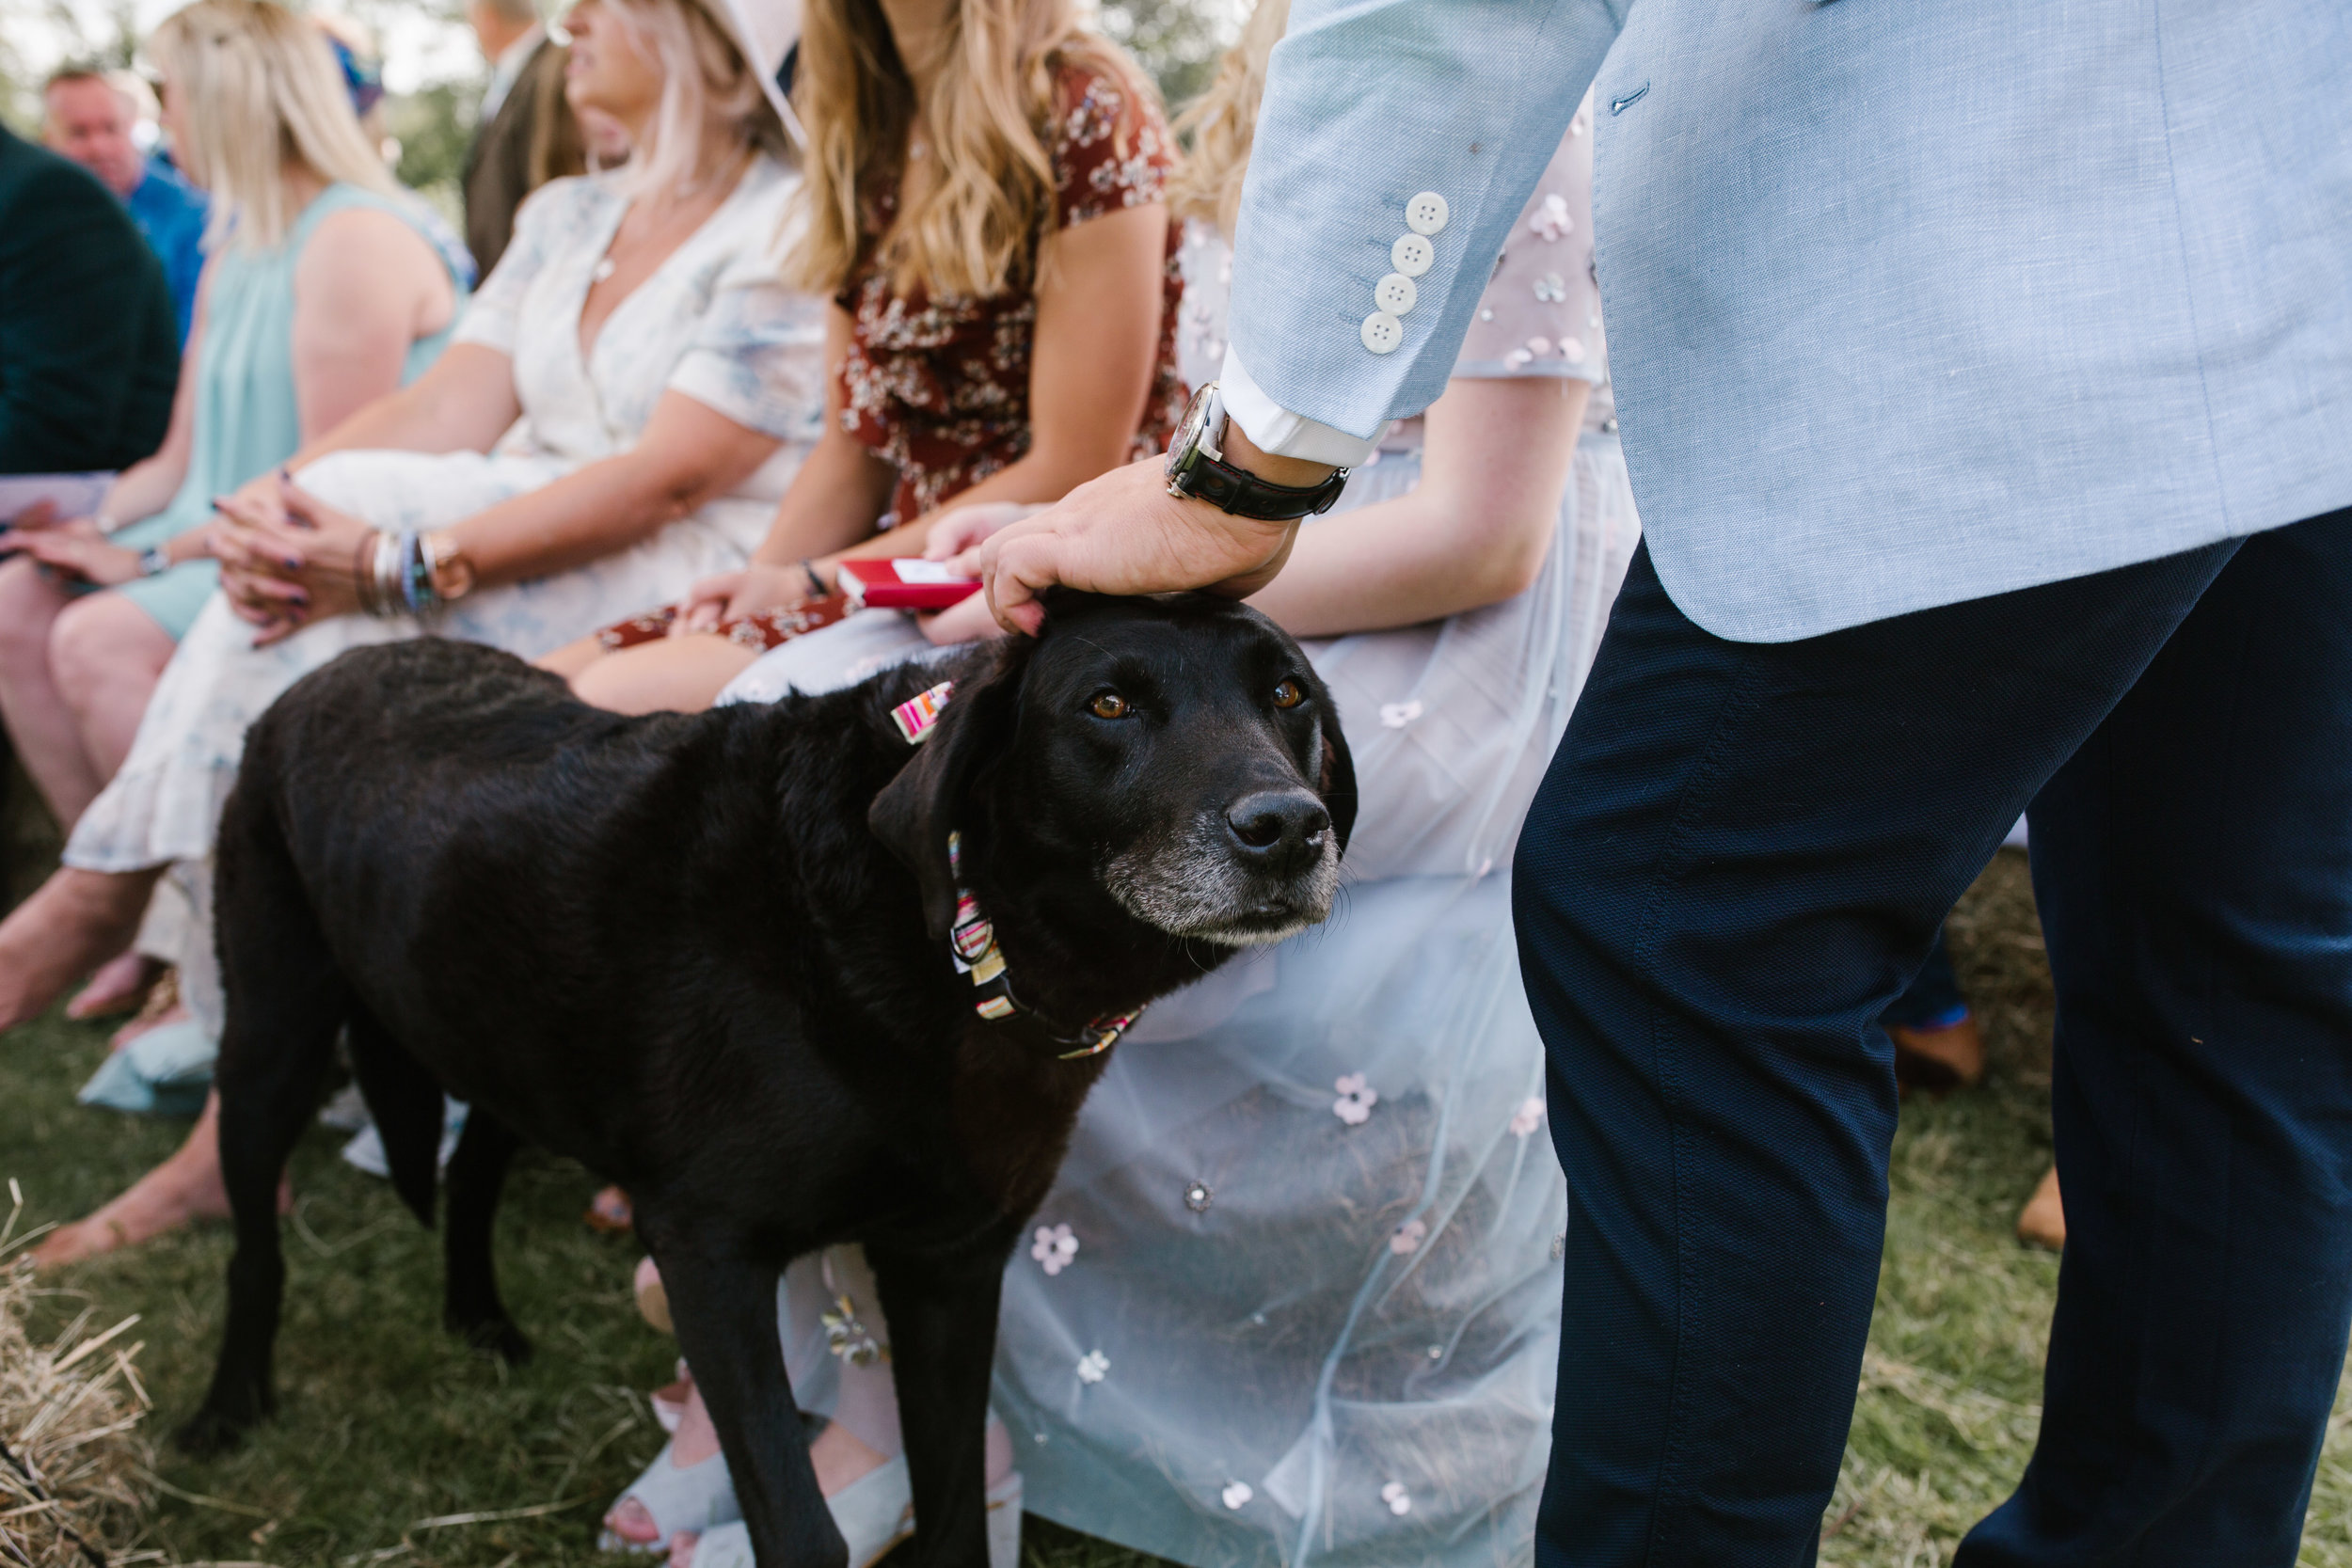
[1217,347,1381,469]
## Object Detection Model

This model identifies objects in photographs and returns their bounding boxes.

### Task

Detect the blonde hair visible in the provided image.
[1168,0,1286,238]
[597,0,789,198]
[148,0,400,252]
[785,0,1157,299]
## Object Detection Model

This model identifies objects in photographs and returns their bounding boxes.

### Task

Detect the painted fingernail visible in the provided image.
[282,556,301,571]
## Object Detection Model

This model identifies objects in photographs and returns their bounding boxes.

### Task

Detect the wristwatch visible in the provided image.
[422,531,477,603]
[135,546,170,578]
[1165,382,1348,520]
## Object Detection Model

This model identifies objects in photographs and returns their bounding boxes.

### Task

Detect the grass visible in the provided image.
[4,759,2350,1563]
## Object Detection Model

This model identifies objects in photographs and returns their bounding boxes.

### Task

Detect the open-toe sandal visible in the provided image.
[599,1438,739,1555]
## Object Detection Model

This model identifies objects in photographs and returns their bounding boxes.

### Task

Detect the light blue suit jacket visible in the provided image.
[1226,0,2352,641]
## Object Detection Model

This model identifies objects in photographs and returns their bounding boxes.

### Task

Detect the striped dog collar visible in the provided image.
[945,831,1142,1059]
[892,677,1141,1056]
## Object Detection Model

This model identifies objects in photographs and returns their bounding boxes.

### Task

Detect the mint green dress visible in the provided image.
[112,182,467,639]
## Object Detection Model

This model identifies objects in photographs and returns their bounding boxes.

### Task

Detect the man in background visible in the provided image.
[0,123,178,476]
[461,0,557,276]
[41,68,206,348]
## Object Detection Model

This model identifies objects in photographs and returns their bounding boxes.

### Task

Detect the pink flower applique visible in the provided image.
[1379,700,1422,729]
[1509,1097,1546,1138]
[1030,1222,1079,1275]
[1382,1481,1413,1516]
[1529,193,1574,241]
[1222,1481,1253,1509]
[1390,1218,1427,1256]
[1076,1349,1109,1384]
[1333,1073,1378,1126]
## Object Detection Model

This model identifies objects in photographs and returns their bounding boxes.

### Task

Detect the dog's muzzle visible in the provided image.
[1104,788,1342,946]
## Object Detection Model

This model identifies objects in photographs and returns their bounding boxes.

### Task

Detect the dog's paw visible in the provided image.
[174,1402,259,1458]
[451,1313,533,1366]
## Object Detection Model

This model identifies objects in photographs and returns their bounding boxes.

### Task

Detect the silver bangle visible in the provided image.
[366,530,404,618]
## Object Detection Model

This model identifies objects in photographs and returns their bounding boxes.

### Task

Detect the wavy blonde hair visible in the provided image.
[1167,0,1286,239]
[148,0,400,252]
[785,0,1156,299]
[598,0,790,198]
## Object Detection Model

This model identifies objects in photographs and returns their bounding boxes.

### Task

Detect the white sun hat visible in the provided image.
[711,0,804,147]
[556,0,804,146]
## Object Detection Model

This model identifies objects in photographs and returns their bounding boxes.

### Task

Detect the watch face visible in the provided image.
[1168,382,1217,478]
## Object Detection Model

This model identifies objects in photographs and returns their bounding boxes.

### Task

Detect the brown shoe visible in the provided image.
[1889,1011,1986,1094]
[2017,1164,2065,1251]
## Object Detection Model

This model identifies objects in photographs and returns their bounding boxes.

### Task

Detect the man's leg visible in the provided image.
[1516,536,2241,1561]
[1960,509,2352,1564]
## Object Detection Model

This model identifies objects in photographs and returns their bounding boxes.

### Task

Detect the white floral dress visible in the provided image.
[67,154,827,1037]
[736,106,1640,1568]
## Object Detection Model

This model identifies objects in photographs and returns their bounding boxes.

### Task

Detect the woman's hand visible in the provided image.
[914,586,1007,646]
[922,501,1043,563]
[211,478,374,645]
[222,469,294,531]
[674,561,811,634]
[4,528,145,587]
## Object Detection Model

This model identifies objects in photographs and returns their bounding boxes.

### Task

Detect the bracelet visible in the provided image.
[799,558,829,599]
[400,530,436,616]
[356,529,407,618]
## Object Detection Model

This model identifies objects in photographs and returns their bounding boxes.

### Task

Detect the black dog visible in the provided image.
[184,591,1354,1568]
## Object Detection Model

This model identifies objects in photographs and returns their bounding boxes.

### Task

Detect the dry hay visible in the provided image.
[0,1186,154,1568]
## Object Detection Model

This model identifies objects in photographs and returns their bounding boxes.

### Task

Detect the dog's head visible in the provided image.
[870,592,1356,956]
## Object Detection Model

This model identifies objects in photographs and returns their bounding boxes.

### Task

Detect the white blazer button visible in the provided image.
[1375,273,1418,315]
[1391,232,1433,277]
[1405,192,1449,235]
[1360,311,1404,354]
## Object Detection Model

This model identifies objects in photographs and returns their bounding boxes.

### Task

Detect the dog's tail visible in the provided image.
[346,1012,446,1228]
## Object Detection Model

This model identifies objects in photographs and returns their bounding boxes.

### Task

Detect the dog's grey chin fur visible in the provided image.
[1103,832,1341,946]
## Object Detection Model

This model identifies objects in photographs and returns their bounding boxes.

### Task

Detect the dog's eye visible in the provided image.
[1089,691,1132,721]
[1272,679,1305,710]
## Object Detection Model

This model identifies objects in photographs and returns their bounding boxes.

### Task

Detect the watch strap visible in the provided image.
[1173,450,1349,521]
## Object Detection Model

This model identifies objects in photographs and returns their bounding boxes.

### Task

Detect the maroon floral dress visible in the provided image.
[839,59,1187,526]
[596,59,1184,657]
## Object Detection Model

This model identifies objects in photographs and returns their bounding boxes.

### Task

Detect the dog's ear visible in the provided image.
[1315,694,1358,855]
[868,644,1025,942]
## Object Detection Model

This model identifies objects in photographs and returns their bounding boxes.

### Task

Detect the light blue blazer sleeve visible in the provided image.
[1226,0,1626,446]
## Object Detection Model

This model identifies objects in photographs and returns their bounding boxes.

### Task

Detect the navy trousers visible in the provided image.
[1517,509,2352,1564]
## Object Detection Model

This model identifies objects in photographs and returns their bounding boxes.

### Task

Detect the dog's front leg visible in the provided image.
[867,1242,1008,1568]
[652,1233,841,1568]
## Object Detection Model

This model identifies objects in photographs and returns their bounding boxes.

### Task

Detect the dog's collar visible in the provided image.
[945,832,1142,1059]
[895,677,1143,1057]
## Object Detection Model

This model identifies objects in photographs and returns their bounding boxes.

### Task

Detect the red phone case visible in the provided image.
[839,558,983,610]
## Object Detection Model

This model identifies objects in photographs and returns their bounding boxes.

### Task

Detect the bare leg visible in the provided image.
[568,633,758,717]
[27,1089,290,1267]
[0,558,103,823]
[67,952,163,1022]
[533,628,610,680]
[51,589,176,786]
[0,865,162,1032]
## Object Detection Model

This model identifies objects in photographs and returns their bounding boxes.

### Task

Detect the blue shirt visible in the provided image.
[123,156,207,347]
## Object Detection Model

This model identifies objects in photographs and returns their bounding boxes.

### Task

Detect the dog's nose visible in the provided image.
[1226,790,1330,860]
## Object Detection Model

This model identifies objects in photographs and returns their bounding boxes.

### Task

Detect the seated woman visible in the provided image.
[540,0,1185,716]
[642,15,1638,1568]
[18,0,819,1267]
[0,0,465,1019]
